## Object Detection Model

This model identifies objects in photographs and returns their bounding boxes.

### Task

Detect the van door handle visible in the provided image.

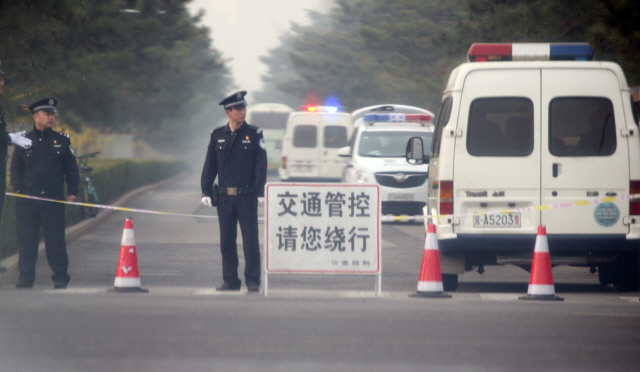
[552,163,559,178]
[606,192,617,196]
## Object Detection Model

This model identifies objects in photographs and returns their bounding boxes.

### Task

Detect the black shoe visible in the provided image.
[216,282,241,291]
[16,281,33,289]
[53,282,67,289]
[247,283,260,293]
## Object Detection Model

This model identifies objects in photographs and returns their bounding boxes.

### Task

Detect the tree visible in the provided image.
[0,0,232,151]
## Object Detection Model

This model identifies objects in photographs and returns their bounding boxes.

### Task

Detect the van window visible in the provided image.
[293,125,317,148]
[324,126,348,148]
[549,97,616,157]
[431,96,453,157]
[249,112,290,129]
[467,97,534,157]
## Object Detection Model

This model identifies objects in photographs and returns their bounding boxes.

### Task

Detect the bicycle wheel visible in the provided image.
[81,184,99,218]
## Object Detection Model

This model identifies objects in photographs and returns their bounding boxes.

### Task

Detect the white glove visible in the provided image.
[9,131,32,148]
[258,197,265,207]
[201,196,212,207]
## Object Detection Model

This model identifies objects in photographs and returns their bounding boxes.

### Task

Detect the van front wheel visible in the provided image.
[442,274,458,292]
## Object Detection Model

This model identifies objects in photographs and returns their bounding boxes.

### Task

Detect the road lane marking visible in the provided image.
[479,294,521,301]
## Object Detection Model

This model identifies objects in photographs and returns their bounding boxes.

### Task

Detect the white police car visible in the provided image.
[339,112,434,216]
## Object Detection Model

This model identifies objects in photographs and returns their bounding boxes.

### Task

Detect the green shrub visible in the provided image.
[1,159,182,259]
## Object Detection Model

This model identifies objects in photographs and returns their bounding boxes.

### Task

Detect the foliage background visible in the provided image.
[0,0,232,151]
[256,0,640,112]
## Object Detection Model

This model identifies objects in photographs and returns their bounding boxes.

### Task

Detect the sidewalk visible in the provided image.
[0,173,185,287]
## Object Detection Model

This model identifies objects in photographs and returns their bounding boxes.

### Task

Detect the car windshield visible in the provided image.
[358,130,433,157]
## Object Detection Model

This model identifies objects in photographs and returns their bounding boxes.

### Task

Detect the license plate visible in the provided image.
[388,193,414,201]
[473,213,521,227]
[292,165,314,173]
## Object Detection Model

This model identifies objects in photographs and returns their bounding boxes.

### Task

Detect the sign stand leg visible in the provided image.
[264,273,268,297]
[375,273,382,297]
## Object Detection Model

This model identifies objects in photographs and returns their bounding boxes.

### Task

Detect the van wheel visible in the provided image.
[597,264,615,286]
[612,253,640,292]
[442,274,458,292]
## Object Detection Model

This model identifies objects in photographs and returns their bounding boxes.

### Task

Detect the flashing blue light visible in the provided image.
[325,106,338,113]
[550,43,594,61]
[364,113,406,122]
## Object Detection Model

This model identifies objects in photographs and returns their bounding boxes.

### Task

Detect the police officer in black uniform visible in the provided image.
[10,98,80,289]
[0,62,32,273]
[201,91,267,292]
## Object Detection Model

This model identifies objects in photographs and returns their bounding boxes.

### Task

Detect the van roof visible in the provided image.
[444,61,629,93]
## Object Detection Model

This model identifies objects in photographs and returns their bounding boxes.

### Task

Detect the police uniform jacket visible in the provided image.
[10,126,79,200]
[201,121,267,197]
[0,104,10,163]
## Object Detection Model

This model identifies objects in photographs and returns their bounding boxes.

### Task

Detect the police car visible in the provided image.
[407,42,640,291]
[339,111,434,216]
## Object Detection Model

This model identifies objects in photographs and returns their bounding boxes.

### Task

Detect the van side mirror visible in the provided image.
[338,146,352,158]
[406,137,425,165]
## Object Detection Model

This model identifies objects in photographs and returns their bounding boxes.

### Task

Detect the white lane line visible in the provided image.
[479,293,521,301]
[619,296,640,303]
[43,288,105,294]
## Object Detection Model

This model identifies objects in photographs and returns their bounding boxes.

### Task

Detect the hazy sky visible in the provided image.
[186,0,333,95]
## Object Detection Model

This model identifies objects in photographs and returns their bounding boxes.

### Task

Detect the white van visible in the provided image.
[279,106,352,182]
[408,43,640,291]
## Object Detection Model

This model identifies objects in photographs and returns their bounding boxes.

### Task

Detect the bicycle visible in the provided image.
[76,151,101,218]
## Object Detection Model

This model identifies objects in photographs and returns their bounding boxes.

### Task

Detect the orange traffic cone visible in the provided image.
[111,218,148,293]
[519,226,563,301]
[410,223,451,298]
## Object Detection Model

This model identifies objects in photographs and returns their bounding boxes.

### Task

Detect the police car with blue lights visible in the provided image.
[406,43,640,291]
[339,108,434,216]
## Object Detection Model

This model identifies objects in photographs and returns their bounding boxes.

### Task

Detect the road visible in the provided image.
[1,173,639,371]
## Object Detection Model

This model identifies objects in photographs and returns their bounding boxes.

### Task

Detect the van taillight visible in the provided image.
[630,180,640,215]
[440,180,453,215]
[281,157,287,170]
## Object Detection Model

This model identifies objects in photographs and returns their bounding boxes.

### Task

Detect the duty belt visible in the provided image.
[218,186,253,195]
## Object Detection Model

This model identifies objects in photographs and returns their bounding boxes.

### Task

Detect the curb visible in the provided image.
[0,172,183,286]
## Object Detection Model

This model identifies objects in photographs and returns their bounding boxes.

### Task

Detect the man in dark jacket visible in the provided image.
[0,62,32,273]
[10,98,79,289]
[201,91,267,292]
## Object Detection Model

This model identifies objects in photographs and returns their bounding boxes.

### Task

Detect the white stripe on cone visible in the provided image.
[114,277,141,287]
[528,284,556,296]
[121,228,136,247]
[417,281,444,292]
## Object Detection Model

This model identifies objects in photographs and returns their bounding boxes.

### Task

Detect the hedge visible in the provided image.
[0,159,182,259]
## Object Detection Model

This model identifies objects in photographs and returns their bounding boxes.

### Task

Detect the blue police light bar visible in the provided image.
[364,113,405,123]
[469,43,594,62]
[549,43,594,61]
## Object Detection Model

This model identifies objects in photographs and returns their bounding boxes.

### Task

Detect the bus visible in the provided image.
[246,103,294,171]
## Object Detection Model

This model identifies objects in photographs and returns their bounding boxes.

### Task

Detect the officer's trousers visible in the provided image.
[216,194,260,286]
[15,198,70,285]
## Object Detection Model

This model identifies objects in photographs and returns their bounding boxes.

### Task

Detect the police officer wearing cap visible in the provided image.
[10,98,80,289]
[201,91,267,292]
[0,62,32,273]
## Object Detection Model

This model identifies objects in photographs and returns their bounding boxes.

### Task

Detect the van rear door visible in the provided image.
[288,114,321,178]
[319,114,349,179]
[540,69,629,235]
[453,69,541,235]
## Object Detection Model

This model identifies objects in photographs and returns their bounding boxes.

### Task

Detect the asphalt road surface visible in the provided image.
[1,173,639,371]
